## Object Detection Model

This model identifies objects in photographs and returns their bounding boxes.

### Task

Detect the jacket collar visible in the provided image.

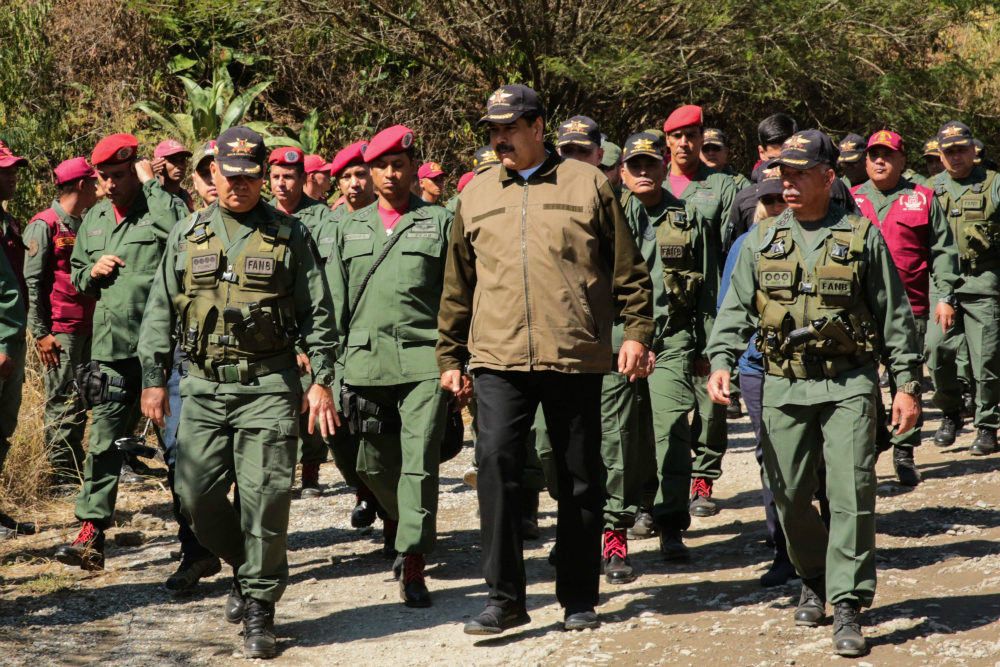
[498,148,562,184]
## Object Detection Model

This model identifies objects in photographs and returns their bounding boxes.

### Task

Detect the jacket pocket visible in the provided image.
[397,326,439,375]
[343,328,371,380]
[398,237,443,285]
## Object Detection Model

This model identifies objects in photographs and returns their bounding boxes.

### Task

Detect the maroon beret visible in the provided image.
[364,126,415,163]
[268,146,305,166]
[331,141,369,177]
[92,133,139,166]
[663,105,704,134]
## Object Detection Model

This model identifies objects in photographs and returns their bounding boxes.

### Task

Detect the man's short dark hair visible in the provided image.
[57,179,80,195]
[758,114,798,147]
[520,111,545,128]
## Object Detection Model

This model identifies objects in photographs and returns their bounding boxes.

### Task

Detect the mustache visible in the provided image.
[783,187,801,198]
[495,143,515,153]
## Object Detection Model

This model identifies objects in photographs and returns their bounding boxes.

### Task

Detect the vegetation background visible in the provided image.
[0,0,999,504]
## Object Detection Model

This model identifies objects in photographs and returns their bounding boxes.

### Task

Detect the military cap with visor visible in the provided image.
[473,145,501,174]
[837,133,866,164]
[772,129,840,170]
[154,139,192,160]
[0,142,27,169]
[974,138,985,164]
[418,162,446,179]
[755,158,784,198]
[478,84,544,126]
[921,139,940,157]
[330,141,369,178]
[214,126,266,178]
[91,133,138,166]
[304,154,333,174]
[937,121,974,150]
[190,141,217,170]
[866,130,904,153]
[556,116,601,149]
[600,142,623,169]
[622,132,664,162]
[53,157,97,185]
[702,128,727,148]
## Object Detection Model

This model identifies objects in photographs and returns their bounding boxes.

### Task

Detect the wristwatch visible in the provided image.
[938,294,958,307]
[898,381,922,396]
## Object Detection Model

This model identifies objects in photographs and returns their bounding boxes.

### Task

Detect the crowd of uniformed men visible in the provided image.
[0,82,995,658]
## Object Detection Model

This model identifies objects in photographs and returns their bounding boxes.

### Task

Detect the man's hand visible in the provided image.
[707,369,732,405]
[150,157,166,176]
[37,334,63,370]
[618,340,650,382]
[441,369,464,395]
[141,387,172,428]
[134,158,155,184]
[91,254,125,278]
[296,353,312,378]
[891,391,922,437]
[0,354,13,379]
[303,383,339,438]
[935,301,956,334]
[447,373,473,412]
[694,358,711,378]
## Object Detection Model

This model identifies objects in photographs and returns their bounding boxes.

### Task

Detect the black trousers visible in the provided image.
[473,369,605,613]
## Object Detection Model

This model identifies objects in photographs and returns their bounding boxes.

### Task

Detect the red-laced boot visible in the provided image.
[689,477,718,517]
[399,553,431,608]
[54,521,105,571]
[301,462,322,498]
[602,529,635,584]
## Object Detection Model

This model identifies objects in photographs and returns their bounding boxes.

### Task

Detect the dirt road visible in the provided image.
[2,392,1000,666]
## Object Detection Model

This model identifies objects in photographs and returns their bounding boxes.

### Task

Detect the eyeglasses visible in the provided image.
[760,195,784,206]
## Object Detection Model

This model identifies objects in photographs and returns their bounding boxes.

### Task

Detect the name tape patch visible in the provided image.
[245,256,275,276]
[760,270,795,289]
[406,231,440,240]
[818,278,851,295]
[87,229,103,237]
[660,244,685,259]
[344,233,372,241]
[319,236,337,245]
[191,253,219,275]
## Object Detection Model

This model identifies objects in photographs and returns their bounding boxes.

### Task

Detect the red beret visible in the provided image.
[92,133,138,166]
[418,162,446,179]
[53,157,97,185]
[457,171,475,193]
[663,105,704,134]
[154,139,191,159]
[365,125,415,163]
[304,155,332,174]
[268,146,305,166]
[331,141,369,177]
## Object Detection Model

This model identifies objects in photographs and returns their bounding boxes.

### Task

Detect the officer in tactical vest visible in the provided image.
[926,121,1000,455]
[706,130,922,657]
[139,126,339,659]
[326,125,453,608]
[617,132,717,567]
[55,134,188,571]
[268,145,338,498]
[662,105,735,519]
[850,130,960,486]
[24,158,98,492]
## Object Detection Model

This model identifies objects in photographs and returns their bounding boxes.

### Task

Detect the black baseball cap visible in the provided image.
[703,128,727,148]
[937,121,974,150]
[557,116,601,149]
[837,134,866,164]
[622,132,664,162]
[974,138,985,164]
[773,130,839,170]
[215,126,266,178]
[473,145,501,175]
[756,159,784,198]
[922,139,940,157]
[478,84,545,126]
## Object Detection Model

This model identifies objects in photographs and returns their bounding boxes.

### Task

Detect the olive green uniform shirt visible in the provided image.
[269,193,335,235]
[721,165,752,192]
[70,179,188,362]
[0,239,26,355]
[138,200,337,394]
[852,178,961,299]
[931,166,1000,296]
[707,204,922,407]
[671,162,737,248]
[325,195,452,386]
[24,201,82,338]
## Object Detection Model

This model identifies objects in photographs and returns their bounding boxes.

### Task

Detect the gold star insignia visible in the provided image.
[631,138,655,151]
[839,141,857,151]
[926,140,939,151]
[562,120,590,134]
[942,125,962,137]
[784,135,810,149]
[488,90,513,106]
[227,139,258,155]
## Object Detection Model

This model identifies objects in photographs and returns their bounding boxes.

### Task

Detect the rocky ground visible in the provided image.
[2,388,1000,667]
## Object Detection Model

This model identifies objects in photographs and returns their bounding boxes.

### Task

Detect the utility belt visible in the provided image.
[341,384,466,462]
[187,350,299,384]
[75,360,140,409]
[763,350,874,380]
[962,254,1000,276]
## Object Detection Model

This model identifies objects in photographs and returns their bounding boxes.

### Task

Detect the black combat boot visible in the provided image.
[165,554,221,591]
[794,577,826,626]
[224,577,246,624]
[522,489,540,540]
[727,395,743,419]
[934,413,961,447]
[961,392,976,420]
[892,446,921,486]
[659,529,690,562]
[689,477,718,517]
[382,519,399,560]
[627,509,660,539]
[970,427,997,456]
[350,485,379,528]
[0,512,36,539]
[832,601,866,656]
[54,521,105,571]
[242,597,277,659]
[119,462,144,485]
[300,462,322,498]
[463,605,530,635]
[759,555,798,588]
[399,553,431,608]
[602,529,636,584]
[878,369,890,388]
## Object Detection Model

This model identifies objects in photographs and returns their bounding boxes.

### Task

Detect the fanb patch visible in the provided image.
[191,253,219,276]
[245,256,275,276]
[407,224,439,240]
[660,244,685,259]
[818,278,852,296]
[760,269,795,289]
[26,238,38,257]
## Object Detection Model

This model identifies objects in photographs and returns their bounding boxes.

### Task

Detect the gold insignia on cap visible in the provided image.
[562,120,590,134]
[762,166,781,181]
[488,90,513,107]
[872,131,894,146]
[227,139,258,155]
[430,162,441,171]
[942,125,962,137]
[784,135,810,150]
[705,130,719,138]
[839,141,857,151]
[631,138,656,151]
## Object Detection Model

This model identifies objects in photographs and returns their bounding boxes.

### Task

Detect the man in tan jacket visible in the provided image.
[438,84,654,635]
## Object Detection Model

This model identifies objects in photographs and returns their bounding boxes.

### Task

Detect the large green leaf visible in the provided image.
[300,108,321,154]
[220,79,272,132]
[177,75,211,119]
[133,102,178,134]
[264,136,304,149]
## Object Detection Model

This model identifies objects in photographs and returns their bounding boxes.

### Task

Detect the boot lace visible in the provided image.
[403,554,425,586]
[73,521,100,546]
[834,602,860,629]
[244,599,272,636]
[691,477,712,499]
[603,529,628,560]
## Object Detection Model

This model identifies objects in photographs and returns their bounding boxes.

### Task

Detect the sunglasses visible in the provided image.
[760,195,784,206]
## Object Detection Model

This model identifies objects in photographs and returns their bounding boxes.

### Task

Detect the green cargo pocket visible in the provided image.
[397,326,439,375]
[343,329,371,380]
[262,420,298,491]
[397,237,443,285]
